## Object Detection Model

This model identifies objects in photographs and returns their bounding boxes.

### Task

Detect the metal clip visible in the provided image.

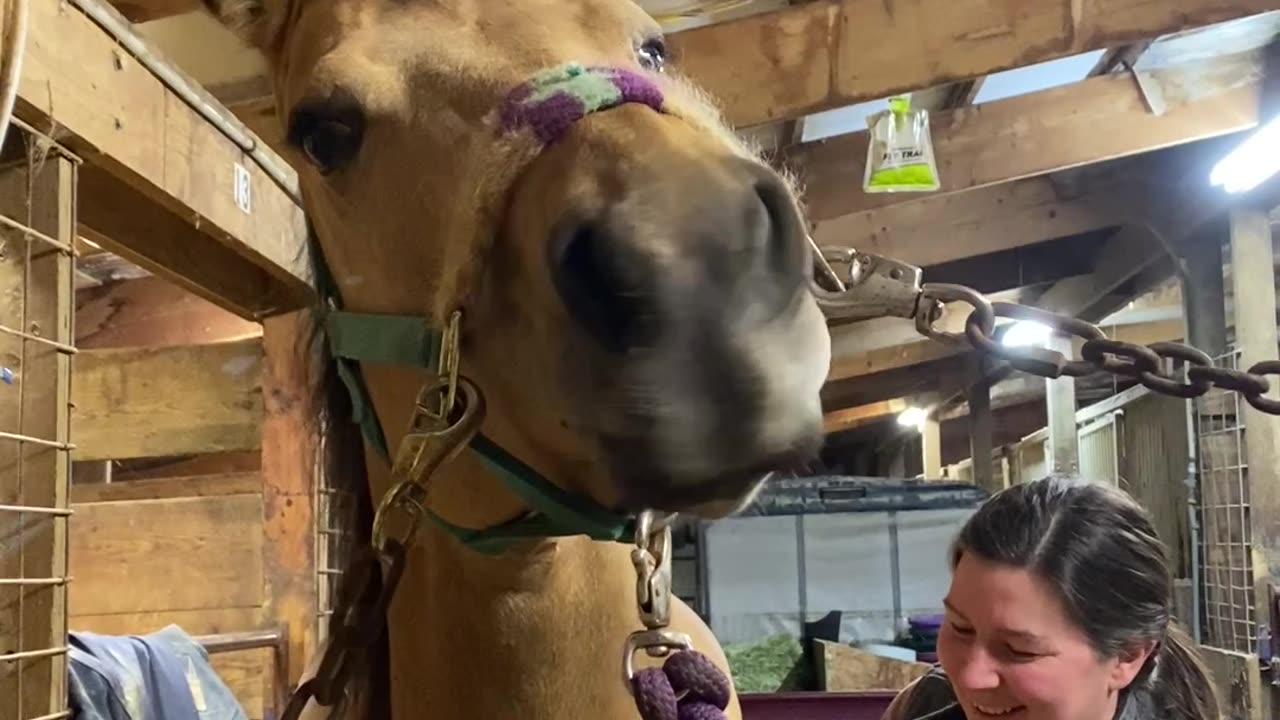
[622,628,693,688]
[809,245,924,325]
[390,375,484,484]
[631,511,673,633]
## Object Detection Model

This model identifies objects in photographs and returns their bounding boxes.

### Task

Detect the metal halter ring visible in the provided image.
[622,629,693,689]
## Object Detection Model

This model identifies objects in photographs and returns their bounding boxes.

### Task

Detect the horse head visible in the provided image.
[200,0,830,522]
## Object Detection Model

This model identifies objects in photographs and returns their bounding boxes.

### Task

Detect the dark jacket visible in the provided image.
[881,665,1161,720]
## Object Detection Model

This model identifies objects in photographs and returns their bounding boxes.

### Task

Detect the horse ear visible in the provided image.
[198,0,277,50]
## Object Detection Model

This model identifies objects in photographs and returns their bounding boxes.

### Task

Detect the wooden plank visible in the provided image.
[77,165,302,322]
[0,142,75,720]
[815,640,931,691]
[70,471,262,503]
[811,173,1140,269]
[137,1,1280,130]
[71,606,274,720]
[71,338,265,461]
[824,399,908,434]
[68,494,266,616]
[1201,646,1263,720]
[260,312,319,686]
[1228,207,1280,720]
[790,48,1268,222]
[76,273,262,349]
[17,0,313,319]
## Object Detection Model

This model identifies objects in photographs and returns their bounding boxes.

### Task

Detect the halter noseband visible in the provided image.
[317,63,669,554]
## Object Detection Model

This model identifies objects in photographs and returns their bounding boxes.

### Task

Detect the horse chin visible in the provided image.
[607,443,812,519]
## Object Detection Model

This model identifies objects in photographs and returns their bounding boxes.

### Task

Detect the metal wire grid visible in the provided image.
[0,123,79,720]
[314,444,359,641]
[1196,348,1257,654]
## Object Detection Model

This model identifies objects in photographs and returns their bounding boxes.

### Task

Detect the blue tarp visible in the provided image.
[68,624,249,720]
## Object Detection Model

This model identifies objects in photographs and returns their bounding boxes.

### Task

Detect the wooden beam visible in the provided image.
[76,274,262,349]
[71,339,265,461]
[790,47,1269,222]
[130,1,1279,130]
[811,173,1141,269]
[18,0,313,320]
[823,399,908,434]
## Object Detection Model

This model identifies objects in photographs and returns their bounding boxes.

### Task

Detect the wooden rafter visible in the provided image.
[18,0,313,320]
[122,1,1279,129]
[791,46,1270,223]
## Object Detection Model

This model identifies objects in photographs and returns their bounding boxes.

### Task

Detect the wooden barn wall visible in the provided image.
[1118,392,1192,580]
[67,476,276,720]
[64,293,309,720]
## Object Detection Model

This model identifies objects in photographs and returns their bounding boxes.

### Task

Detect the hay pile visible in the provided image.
[721,634,814,693]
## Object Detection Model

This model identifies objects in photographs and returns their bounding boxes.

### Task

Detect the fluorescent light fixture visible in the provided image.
[896,406,927,428]
[1210,115,1280,194]
[1001,320,1052,348]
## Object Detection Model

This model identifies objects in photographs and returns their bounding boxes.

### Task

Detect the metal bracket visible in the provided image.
[811,246,924,325]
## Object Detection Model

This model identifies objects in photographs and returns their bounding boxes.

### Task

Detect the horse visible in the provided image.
[196,0,833,717]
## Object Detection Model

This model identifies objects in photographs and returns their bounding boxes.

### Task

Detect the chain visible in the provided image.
[283,317,481,720]
[623,510,691,678]
[810,244,1280,415]
[624,512,735,720]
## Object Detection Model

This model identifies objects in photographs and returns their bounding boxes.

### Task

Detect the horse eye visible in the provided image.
[638,37,666,72]
[287,92,366,175]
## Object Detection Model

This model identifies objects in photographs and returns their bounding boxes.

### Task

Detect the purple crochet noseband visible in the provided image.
[496,63,666,144]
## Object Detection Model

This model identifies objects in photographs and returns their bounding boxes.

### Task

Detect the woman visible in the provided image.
[883,475,1220,720]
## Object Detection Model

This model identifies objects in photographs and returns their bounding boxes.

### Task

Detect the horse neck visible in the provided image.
[355,364,651,711]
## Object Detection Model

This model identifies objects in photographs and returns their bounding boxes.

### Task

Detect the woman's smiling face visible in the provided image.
[936,552,1151,720]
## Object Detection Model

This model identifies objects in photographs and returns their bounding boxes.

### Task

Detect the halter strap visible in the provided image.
[312,63,669,554]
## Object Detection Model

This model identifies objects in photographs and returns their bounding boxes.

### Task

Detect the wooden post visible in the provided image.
[0,140,75,720]
[1228,206,1279,716]
[921,416,942,479]
[1178,222,1228,650]
[1045,333,1079,476]
[1181,222,1229,358]
[260,310,321,688]
[968,356,998,493]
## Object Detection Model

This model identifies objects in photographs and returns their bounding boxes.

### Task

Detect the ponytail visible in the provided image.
[1140,623,1220,720]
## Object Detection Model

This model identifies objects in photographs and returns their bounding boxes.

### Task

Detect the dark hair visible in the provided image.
[949,476,1219,720]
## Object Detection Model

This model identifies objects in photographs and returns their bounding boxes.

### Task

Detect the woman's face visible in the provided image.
[936,552,1152,720]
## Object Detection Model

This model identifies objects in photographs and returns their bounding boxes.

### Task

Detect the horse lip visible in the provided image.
[614,452,807,513]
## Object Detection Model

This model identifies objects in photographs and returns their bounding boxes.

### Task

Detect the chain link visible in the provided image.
[623,511,694,686]
[810,246,1280,414]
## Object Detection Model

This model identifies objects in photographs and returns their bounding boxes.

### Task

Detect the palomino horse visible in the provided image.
[198,0,832,717]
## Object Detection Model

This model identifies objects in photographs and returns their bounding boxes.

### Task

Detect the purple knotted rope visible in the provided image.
[631,650,732,720]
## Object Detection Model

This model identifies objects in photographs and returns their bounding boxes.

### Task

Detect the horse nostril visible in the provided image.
[551,220,651,353]
[752,172,808,281]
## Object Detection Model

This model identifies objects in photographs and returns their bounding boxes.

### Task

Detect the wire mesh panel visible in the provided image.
[1196,348,1256,654]
[0,122,78,720]
[314,444,359,643]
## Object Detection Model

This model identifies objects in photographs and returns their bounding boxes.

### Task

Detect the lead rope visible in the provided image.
[625,512,734,720]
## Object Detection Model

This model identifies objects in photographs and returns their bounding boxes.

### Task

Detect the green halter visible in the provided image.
[316,244,638,555]
[309,62,683,554]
